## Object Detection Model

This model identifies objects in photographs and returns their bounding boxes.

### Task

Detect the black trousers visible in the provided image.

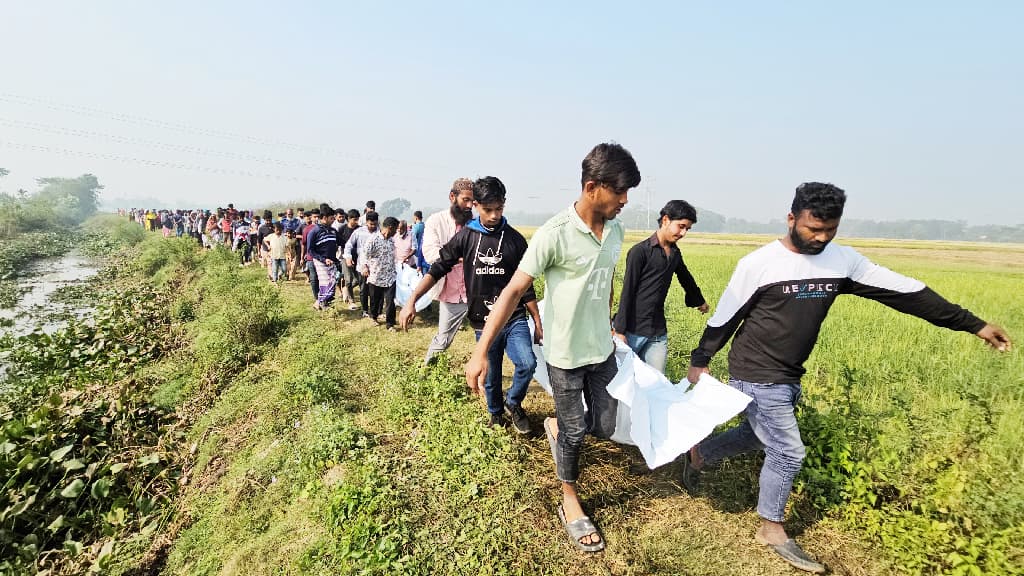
[368,282,396,327]
[360,274,370,312]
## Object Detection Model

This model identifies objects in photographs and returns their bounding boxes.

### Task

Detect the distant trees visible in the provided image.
[34,174,102,223]
[0,172,103,238]
[378,197,411,219]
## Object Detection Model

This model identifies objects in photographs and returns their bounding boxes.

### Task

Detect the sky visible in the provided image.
[1,1,1021,225]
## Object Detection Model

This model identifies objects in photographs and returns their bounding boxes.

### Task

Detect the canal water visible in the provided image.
[0,252,100,338]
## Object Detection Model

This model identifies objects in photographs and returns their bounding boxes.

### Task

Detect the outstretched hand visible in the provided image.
[398,304,416,331]
[977,324,1012,352]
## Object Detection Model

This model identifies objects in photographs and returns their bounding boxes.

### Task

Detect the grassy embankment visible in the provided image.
[3,217,1020,574]
[158,227,1020,574]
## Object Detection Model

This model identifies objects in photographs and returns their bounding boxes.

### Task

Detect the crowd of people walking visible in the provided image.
[124,142,1011,573]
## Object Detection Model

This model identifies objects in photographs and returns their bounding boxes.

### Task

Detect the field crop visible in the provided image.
[2,221,1019,575]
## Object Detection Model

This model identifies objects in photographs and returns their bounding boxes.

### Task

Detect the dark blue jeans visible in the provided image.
[545,352,618,483]
[473,316,537,416]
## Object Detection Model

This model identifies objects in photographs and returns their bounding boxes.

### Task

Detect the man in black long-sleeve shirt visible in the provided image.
[681,183,1011,573]
[613,200,708,373]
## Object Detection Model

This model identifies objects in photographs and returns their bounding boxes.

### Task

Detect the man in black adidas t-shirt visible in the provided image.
[682,183,1011,573]
[399,176,541,434]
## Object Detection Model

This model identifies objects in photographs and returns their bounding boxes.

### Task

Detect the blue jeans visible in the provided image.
[271,259,286,282]
[473,316,537,416]
[545,352,618,483]
[697,379,805,522]
[624,332,668,373]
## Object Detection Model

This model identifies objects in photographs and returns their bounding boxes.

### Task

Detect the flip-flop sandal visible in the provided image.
[558,504,605,553]
[543,417,559,475]
[754,534,825,574]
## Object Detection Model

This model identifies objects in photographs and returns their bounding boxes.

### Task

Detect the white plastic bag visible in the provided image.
[394,264,433,312]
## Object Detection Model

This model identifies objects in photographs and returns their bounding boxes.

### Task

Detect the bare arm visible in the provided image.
[466,270,535,393]
[525,298,543,345]
[398,274,439,330]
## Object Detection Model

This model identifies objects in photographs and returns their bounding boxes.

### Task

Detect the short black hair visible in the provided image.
[297,207,305,213]
[473,176,506,205]
[365,211,379,223]
[792,182,846,220]
[263,210,273,220]
[335,208,345,215]
[660,200,697,224]
[310,208,321,216]
[414,210,423,219]
[347,209,360,219]
[581,142,641,192]
[381,216,399,229]
[365,200,375,209]
[319,203,333,216]
[273,222,283,232]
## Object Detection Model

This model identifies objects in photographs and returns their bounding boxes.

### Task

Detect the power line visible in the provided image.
[0,91,453,171]
[0,117,439,183]
[0,139,433,195]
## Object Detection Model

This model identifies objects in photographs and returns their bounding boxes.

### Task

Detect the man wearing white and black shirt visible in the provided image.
[683,182,1011,573]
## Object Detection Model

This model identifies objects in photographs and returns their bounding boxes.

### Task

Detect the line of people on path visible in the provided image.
[127,203,430,324]
[127,142,1012,573]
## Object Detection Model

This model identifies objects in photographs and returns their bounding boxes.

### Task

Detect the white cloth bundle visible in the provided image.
[394,264,433,312]
[527,305,751,469]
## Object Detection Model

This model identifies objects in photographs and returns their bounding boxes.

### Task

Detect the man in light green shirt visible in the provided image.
[466,142,640,553]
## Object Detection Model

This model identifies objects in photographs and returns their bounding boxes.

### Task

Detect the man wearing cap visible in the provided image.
[421,178,474,364]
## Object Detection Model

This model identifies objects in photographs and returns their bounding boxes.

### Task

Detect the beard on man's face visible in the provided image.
[789,226,828,255]
[450,202,472,225]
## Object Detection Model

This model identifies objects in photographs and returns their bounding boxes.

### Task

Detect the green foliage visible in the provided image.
[1,279,171,409]
[0,175,103,240]
[300,455,415,575]
[0,380,177,575]
[0,220,183,574]
[33,175,103,227]
[378,197,412,219]
[79,214,147,257]
[186,250,282,398]
[797,366,1023,575]
[138,237,201,285]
